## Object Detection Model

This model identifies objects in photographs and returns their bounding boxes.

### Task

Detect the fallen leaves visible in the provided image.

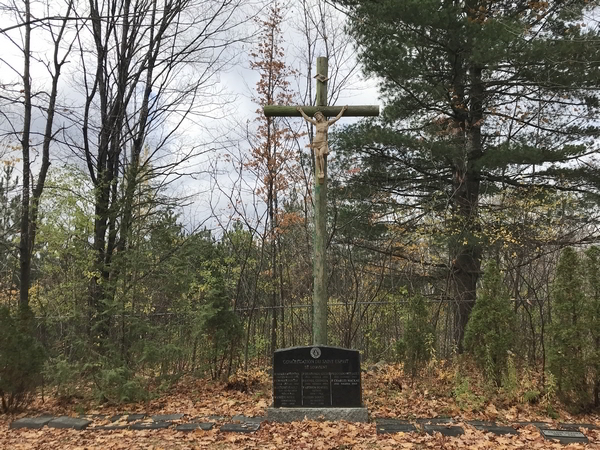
[0,365,598,449]
[0,419,598,450]
[485,403,498,418]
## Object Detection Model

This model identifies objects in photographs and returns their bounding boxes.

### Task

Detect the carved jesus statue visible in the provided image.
[297,106,348,183]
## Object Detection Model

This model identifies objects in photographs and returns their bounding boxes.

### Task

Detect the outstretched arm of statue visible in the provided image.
[297,107,317,125]
[328,105,348,125]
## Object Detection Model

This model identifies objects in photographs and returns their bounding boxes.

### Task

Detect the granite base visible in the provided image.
[267,407,368,423]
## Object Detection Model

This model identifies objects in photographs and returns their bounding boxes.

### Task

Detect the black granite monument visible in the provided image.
[268,346,367,422]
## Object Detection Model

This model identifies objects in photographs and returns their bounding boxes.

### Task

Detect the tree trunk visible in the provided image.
[18,0,32,312]
[270,144,278,355]
[451,66,483,350]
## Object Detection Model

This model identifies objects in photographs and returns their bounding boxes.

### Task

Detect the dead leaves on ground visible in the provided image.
[1,364,599,449]
[1,421,598,450]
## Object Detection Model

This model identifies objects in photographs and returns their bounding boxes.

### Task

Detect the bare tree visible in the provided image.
[62,0,252,339]
[0,0,76,310]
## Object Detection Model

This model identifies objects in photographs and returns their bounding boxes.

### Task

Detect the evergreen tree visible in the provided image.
[333,0,600,348]
[0,163,20,298]
[0,306,45,412]
[464,260,515,387]
[396,294,433,380]
[196,248,243,380]
[584,246,600,408]
[549,247,589,410]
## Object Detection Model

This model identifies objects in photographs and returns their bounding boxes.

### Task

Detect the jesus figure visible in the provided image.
[297,106,348,183]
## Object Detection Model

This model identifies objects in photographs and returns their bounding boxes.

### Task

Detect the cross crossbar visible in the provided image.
[263,105,379,117]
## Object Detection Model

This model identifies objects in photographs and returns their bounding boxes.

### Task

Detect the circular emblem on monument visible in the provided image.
[310,347,322,359]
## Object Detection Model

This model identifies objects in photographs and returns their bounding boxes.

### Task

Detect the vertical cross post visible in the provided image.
[313,56,328,345]
[263,57,379,348]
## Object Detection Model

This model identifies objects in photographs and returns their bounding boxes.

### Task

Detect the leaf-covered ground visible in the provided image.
[1,364,599,449]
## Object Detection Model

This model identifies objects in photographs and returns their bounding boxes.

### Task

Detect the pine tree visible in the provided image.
[396,294,433,380]
[201,263,243,380]
[333,0,600,349]
[0,306,45,412]
[584,246,600,408]
[0,163,20,297]
[549,247,588,410]
[464,260,515,387]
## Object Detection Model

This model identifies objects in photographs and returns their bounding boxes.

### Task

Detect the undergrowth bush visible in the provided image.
[464,261,515,387]
[396,295,433,380]
[500,352,518,401]
[549,248,592,411]
[451,367,485,412]
[584,246,600,408]
[200,273,243,380]
[0,307,46,412]
[90,364,150,404]
[43,356,81,400]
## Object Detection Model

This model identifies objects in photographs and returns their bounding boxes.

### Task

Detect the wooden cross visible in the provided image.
[263,57,379,346]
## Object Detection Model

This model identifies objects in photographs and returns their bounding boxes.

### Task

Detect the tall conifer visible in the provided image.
[584,246,600,408]
[549,247,588,409]
[333,0,600,348]
[464,260,515,387]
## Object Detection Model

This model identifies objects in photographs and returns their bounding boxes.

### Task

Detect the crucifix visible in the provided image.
[263,57,379,345]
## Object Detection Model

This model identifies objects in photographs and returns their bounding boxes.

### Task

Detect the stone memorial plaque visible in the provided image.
[467,420,495,427]
[130,421,171,430]
[126,414,146,422]
[541,429,588,444]
[476,425,517,435]
[376,419,417,434]
[176,422,213,432]
[10,416,54,429]
[151,413,184,422]
[220,422,260,433]
[423,424,464,437]
[273,346,362,408]
[48,416,92,430]
[417,418,454,425]
[559,422,599,430]
[95,424,130,430]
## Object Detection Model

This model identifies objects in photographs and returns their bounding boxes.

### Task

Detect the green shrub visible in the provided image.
[501,352,518,400]
[91,365,149,404]
[201,281,242,380]
[452,370,485,411]
[464,260,515,387]
[523,389,540,404]
[43,356,81,399]
[584,246,600,408]
[0,307,46,412]
[548,247,590,411]
[543,371,558,417]
[396,294,433,380]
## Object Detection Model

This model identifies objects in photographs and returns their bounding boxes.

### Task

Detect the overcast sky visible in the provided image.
[0,0,381,235]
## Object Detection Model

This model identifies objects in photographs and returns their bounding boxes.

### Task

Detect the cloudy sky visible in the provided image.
[0,0,381,234]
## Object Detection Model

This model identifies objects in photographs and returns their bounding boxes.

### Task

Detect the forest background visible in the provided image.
[1,0,600,417]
